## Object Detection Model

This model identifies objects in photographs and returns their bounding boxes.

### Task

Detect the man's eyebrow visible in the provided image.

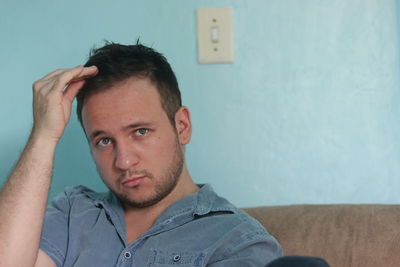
[89,130,107,140]
[122,121,154,130]
[89,122,155,140]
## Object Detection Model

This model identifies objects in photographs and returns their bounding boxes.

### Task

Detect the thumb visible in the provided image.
[64,80,86,103]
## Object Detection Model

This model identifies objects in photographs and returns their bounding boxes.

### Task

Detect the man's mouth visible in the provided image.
[121,176,146,187]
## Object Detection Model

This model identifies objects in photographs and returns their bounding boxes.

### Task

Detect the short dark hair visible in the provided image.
[76,41,182,127]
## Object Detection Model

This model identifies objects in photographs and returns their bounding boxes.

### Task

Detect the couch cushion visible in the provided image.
[243,205,400,267]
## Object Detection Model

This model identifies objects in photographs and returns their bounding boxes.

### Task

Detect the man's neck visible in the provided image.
[122,166,199,244]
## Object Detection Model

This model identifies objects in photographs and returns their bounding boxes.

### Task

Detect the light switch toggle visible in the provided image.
[211,26,219,43]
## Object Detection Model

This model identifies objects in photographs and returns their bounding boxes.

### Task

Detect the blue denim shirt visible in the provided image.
[40,184,282,266]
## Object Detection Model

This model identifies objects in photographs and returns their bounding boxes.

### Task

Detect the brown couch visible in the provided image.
[243,205,400,267]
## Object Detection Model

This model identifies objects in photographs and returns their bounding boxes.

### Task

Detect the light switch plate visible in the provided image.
[197,7,234,64]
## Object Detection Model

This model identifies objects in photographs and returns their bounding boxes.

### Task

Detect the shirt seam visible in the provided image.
[40,236,65,266]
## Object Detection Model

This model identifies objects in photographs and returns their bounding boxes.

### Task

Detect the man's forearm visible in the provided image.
[0,66,98,267]
[0,134,57,267]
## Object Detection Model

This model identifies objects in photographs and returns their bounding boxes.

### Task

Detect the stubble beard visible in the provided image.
[101,140,185,209]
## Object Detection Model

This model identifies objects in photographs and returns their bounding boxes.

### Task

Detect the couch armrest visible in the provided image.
[244,205,400,267]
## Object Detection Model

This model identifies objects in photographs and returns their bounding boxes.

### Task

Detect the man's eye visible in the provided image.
[135,128,149,136]
[97,138,112,146]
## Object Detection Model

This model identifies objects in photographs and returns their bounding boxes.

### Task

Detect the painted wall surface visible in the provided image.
[1,0,400,207]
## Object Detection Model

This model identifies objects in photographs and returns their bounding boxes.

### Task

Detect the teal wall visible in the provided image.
[2,0,400,207]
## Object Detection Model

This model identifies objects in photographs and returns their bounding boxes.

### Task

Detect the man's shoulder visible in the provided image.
[49,185,109,211]
[63,185,106,198]
[196,185,269,236]
[181,185,282,262]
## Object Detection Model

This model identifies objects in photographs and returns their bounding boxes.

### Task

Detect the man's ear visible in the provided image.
[174,106,192,145]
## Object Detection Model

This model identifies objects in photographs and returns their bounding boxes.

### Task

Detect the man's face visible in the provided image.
[81,77,187,208]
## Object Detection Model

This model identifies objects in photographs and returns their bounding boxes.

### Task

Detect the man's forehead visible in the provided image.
[81,77,167,131]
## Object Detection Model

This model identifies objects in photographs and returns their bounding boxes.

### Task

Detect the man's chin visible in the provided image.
[118,193,164,209]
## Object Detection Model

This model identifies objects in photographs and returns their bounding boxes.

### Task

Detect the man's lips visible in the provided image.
[121,176,145,187]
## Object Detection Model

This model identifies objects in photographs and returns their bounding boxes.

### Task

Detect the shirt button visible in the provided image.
[173,254,181,262]
[124,251,132,259]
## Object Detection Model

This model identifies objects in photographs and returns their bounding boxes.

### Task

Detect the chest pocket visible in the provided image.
[148,250,206,267]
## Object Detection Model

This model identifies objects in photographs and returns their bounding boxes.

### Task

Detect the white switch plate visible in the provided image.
[197,7,234,64]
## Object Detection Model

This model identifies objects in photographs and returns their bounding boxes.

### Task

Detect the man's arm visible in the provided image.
[35,250,57,267]
[208,237,282,267]
[0,66,97,267]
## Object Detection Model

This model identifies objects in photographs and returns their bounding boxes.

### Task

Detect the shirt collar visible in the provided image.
[193,184,218,216]
[85,190,126,232]
[87,184,236,222]
[156,184,236,222]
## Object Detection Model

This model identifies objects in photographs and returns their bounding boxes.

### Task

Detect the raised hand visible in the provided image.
[31,66,98,142]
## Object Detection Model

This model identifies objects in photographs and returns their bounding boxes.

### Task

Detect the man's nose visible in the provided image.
[114,143,140,170]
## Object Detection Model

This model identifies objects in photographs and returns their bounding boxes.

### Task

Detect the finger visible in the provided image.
[72,66,99,81]
[63,80,86,103]
[41,66,81,81]
[35,66,97,99]
[61,66,98,87]
[33,66,82,93]
[40,69,68,80]
[36,65,96,88]
[50,66,92,94]
[62,66,98,104]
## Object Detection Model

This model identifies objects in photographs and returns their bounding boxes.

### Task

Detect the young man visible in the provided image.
[0,43,282,266]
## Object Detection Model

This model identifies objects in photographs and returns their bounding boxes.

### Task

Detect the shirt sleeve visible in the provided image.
[207,220,283,267]
[39,188,73,267]
[208,235,282,266]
